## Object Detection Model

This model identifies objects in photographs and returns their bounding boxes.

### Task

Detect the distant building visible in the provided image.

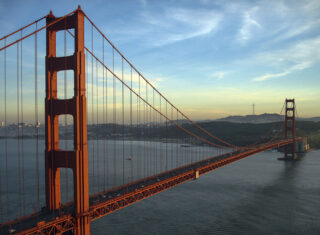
[35,121,41,128]
[18,122,25,128]
[1,121,4,127]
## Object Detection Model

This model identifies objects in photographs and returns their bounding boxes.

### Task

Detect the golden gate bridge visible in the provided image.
[0,6,302,234]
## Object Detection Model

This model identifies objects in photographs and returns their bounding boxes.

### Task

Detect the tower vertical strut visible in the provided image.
[45,6,90,234]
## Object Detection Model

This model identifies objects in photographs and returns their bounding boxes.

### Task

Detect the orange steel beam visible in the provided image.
[45,6,89,234]
[9,139,299,235]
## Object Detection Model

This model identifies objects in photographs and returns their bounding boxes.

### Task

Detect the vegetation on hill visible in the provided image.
[191,121,320,149]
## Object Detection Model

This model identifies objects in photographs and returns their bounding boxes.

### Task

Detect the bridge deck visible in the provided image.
[0,139,299,235]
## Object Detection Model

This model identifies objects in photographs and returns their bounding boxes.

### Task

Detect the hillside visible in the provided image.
[213,113,320,124]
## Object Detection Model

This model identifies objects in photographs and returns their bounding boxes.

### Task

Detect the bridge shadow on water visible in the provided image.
[209,153,319,235]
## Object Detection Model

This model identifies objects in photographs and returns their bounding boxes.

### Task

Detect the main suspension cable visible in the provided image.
[0,15,47,41]
[0,10,77,52]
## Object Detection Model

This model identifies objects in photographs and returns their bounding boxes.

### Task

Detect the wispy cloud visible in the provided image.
[252,61,312,82]
[252,71,290,82]
[268,1,320,43]
[140,7,222,46]
[211,71,226,80]
[251,36,320,82]
[303,0,320,13]
[233,0,320,46]
[237,6,261,44]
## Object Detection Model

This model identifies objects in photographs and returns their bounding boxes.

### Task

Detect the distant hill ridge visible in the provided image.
[212,113,320,124]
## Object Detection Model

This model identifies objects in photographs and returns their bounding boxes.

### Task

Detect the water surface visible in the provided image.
[91,150,320,235]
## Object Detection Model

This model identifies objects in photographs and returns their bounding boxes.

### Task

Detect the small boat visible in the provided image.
[181,144,192,148]
[8,229,16,234]
[126,155,133,160]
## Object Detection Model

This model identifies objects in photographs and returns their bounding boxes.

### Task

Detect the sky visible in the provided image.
[0,0,320,120]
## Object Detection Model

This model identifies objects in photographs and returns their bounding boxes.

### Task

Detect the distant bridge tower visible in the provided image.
[252,103,255,115]
[284,98,296,160]
[45,7,90,234]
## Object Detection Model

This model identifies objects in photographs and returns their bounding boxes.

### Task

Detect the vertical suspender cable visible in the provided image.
[138,74,141,178]
[143,82,146,177]
[136,83,139,179]
[149,89,152,175]
[122,58,125,185]
[183,117,185,165]
[96,58,99,192]
[150,92,152,174]
[153,89,156,175]
[146,89,149,177]
[176,109,178,168]
[159,96,162,172]
[17,42,22,218]
[157,95,160,173]
[184,115,186,162]
[187,126,190,163]
[148,84,150,176]
[197,126,199,161]
[146,84,149,176]
[102,37,106,190]
[113,48,116,187]
[130,67,133,181]
[202,129,205,159]
[190,130,192,163]
[165,101,168,171]
[85,49,89,191]
[145,83,150,176]
[91,24,95,194]
[157,96,159,173]
[171,106,173,169]
[105,61,108,189]
[20,30,25,215]
[4,39,9,217]
[199,127,201,161]
[138,74,142,177]
[146,85,149,176]
[186,119,188,163]
[86,50,88,118]
[34,25,40,210]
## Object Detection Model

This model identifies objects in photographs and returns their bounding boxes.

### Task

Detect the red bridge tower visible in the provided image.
[284,98,296,160]
[45,7,90,234]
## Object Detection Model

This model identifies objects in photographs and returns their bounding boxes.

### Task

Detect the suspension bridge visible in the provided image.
[0,7,303,234]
